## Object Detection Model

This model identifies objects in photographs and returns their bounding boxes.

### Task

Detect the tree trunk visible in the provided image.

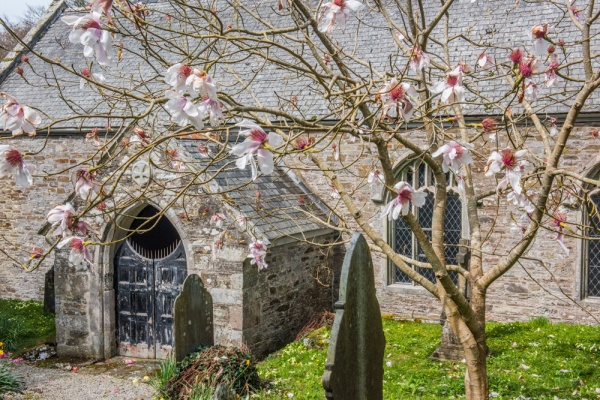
[463,339,489,400]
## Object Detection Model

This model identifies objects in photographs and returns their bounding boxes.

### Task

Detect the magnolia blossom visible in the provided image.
[86,128,102,146]
[551,211,569,255]
[230,120,283,180]
[79,69,105,90]
[332,143,339,161]
[569,0,584,23]
[509,48,524,65]
[210,213,227,229]
[73,169,100,201]
[165,63,192,93]
[477,52,494,69]
[519,56,540,79]
[47,203,77,237]
[482,117,498,139]
[197,144,211,158]
[485,148,528,194]
[236,215,247,230]
[62,12,113,66]
[531,24,554,55]
[58,237,92,265]
[164,90,204,129]
[545,61,559,87]
[0,145,33,186]
[199,96,223,127]
[318,0,365,33]
[368,169,383,184]
[548,117,558,136]
[92,0,113,14]
[507,190,535,213]
[524,80,539,101]
[0,93,41,136]
[248,238,269,270]
[378,78,417,121]
[381,182,427,220]
[186,69,218,100]
[408,46,430,72]
[329,181,340,199]
[432,141,474,173]
[431,67,465,104]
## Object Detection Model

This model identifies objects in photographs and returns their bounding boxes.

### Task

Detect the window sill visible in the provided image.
[385,283,435,296]
[581,296,600,305]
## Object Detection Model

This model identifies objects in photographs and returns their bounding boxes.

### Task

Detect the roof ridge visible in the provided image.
[0,0,67,85]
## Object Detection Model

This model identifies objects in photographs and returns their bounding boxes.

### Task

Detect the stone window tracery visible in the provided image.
[388,161,462,286]
[583,190,600,298]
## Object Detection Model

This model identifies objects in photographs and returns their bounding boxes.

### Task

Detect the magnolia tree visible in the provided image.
[2,0,600,398]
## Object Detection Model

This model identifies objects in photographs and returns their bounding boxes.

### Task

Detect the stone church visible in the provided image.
[1,0,600,361]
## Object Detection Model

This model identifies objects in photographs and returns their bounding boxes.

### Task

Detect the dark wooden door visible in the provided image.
[114,240,186,359]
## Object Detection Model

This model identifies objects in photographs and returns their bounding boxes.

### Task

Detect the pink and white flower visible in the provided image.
[524,80,539,101]
[230,120,283,180]
[62,12,113,66]
[73,169,100,201]
[165,63,193,93]
[507,190,535,213]
[431,67,465,104]
[47,203,77,237]
[381,181,427,220]
[545,61,559,87]
[485,148,528,194]
[318,0,365,33]
[378,78,417,121]
[164,90,204,129]
[198,96,223,127]
[247,238,269,270]
[91,0,113,15]
[0,145,33,186]
[210,213,227,229]
[432,141,474,173]
[0,93,41,136]
[368,169,383,184]
[57,236,93,265]
[477,52,494,69]
[79,68,105,90]
[548,116,558,136]
[408,46,430,72]
[86,128,102,146]
[186,69,218,100]
[531,24,554,55]
[569,0,584,23]
[197,144,211,158]
[551,211,569,255]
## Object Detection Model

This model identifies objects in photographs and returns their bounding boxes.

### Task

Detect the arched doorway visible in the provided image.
[114,205,187,359]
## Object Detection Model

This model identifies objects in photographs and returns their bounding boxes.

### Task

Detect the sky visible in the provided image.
[0,0,52,24]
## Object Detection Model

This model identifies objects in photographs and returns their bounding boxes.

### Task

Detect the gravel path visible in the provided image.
[4,361,157,400]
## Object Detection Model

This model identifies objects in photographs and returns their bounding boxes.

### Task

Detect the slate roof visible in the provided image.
[180,138,335,241]
[1,0,599,130]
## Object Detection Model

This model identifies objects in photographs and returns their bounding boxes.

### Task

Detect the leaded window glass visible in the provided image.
[390,161,461,286]
[584,192,600,298]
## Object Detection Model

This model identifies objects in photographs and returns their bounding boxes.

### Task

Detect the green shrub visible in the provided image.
[0,364,23,395]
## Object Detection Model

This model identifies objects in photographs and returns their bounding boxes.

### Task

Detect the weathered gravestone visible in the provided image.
[174,274,214,361]
[322,233,386,400]
[43,267,55,314]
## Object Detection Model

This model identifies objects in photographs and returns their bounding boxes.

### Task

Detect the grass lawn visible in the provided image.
[0,299,55,354]
[257,317,600,399]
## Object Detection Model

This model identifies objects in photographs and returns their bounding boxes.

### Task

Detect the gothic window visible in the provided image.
[389,161,461,286]
[583,191,600,298]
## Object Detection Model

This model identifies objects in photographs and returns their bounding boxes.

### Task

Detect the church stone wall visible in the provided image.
[0,134,97,301]
[243,231,344,357]
[293,127,600,325]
